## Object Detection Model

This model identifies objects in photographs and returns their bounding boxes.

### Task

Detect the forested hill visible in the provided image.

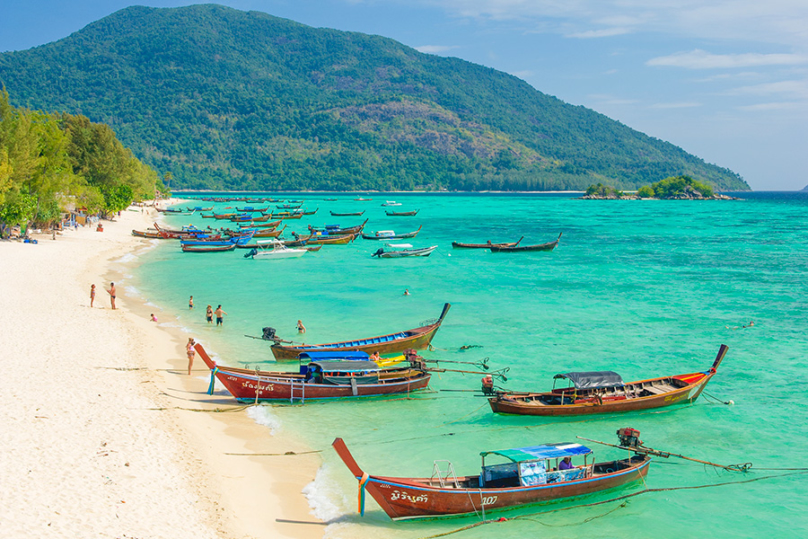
[0,4,749,192]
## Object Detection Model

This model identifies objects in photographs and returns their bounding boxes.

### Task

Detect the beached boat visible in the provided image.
[381,201,402,206]
[181,244,236,253]
[489,233,562,252]
[196,345,430,402]
[331,211,365,216]
[452,236,524,249]
[332,430,651,520]
[131,229,165,239]
[371,243,437,258]
[362,226,422,240]
[155,207,186,214]
[268,304,451,361]
[489,345,728,416]
[386,210,419,216]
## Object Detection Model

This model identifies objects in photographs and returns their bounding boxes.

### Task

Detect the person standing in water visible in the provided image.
[186,338,196,375]
[90,284,96,307]
[297,320,306,333]
[107,283,117,310]
[214,305,227,326]
[189,296,194,309]
[206,305,213,324]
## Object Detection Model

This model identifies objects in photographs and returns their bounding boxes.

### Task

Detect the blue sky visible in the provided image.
[1,1,806,190]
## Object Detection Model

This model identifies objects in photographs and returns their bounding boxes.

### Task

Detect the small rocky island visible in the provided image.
[581,175,738,200]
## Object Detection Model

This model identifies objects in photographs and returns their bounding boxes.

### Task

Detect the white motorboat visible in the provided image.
[381,201,402,206]
[244,240,307,260]
[371,243,437,258]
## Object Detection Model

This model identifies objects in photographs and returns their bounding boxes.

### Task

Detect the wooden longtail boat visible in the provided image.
[452,236,524,249]
[309,219,368,235]
[371,243,437,258]
[333,431,651,520]
[304,233,358,245]
[362,225,422,240]
[238,221,281,229]
[200,213,216,218]
[181,244,236,253]
[231,213,273,222]
[270,213,304,220]
[131,229,165,239]
[489,345,728,416]
[305,244,323,252]
[386,210,419,216]
[213,213,237,219]
[186,206,213,211]
[489,233,561,252]
[303,208,319,215]
[196,345,431,402]
[269,303,451,361]
[331,211,365,216]
[236,206,269,212]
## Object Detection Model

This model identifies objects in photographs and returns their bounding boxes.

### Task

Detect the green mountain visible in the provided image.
[0,4,749,192]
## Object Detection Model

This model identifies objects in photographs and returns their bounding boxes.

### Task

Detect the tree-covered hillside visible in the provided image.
[0,4,749,191]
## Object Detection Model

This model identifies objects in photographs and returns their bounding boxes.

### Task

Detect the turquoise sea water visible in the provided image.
[132,192,808,538]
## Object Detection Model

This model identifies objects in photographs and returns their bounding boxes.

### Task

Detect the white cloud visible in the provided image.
[415,45,458,53]
[420,0,808,48]
[648,49,808,69]
[567,27,630,39]
[727,80,808,98]
[738,101,806,111]
[508,69,534,78]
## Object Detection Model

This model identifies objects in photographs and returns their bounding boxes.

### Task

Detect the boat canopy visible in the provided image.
[298,351,370,362]
[554,371,624,389]
[386,243,413,249]
[309,360,379,372]
[482,443,592,462]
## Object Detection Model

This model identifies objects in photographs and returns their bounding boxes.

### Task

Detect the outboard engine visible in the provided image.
[616,427,642,448]
[244,248,258,258]
[261,327,277,341]
[372,248,384,258]
[481,374,495,395]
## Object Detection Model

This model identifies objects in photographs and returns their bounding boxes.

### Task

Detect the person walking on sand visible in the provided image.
[189,295,194,309]
[187,338,196,375]
[90,284,96,307]
[206,305,213,324]
[297,320,306,333]
[214,305,227,326]
[107,283,117,310]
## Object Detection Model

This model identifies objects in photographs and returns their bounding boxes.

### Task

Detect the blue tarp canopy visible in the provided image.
[298,351,370,362]
[481,443,592,462]
[554,371,624,389]
[309,360,379,372]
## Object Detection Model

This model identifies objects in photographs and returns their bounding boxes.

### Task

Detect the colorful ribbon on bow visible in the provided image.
[207,366,219,395]
[358,472,370,516]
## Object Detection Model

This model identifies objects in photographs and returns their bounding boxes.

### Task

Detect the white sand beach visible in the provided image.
[0,206,322,538]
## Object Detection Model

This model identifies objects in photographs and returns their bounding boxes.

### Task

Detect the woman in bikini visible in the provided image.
[187,338,196,375]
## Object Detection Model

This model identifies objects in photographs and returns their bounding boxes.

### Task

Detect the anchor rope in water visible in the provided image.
[418,470,808,539]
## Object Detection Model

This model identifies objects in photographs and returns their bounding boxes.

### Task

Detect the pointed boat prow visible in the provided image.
[332,438,365,478]
[194,343,217,370]
[711,344,729,373]
[438,302,452,323]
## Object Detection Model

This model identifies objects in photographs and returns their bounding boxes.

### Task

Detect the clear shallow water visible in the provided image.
[133,192,808,538]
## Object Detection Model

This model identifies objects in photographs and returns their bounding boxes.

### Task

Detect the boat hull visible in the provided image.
[270,303,451,361]
[333,439,651,520]
[489,372,714,416]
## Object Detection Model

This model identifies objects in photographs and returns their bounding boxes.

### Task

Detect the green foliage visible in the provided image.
[0,5,751,192]
[0,88,162,226]
[637,185,655,198]
[651,175,714,198]
[585,183,623,198]
[0,189,36,226]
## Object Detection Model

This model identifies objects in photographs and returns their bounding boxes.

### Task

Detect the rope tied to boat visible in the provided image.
[207,366,219,395]
[358,472,370,516]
